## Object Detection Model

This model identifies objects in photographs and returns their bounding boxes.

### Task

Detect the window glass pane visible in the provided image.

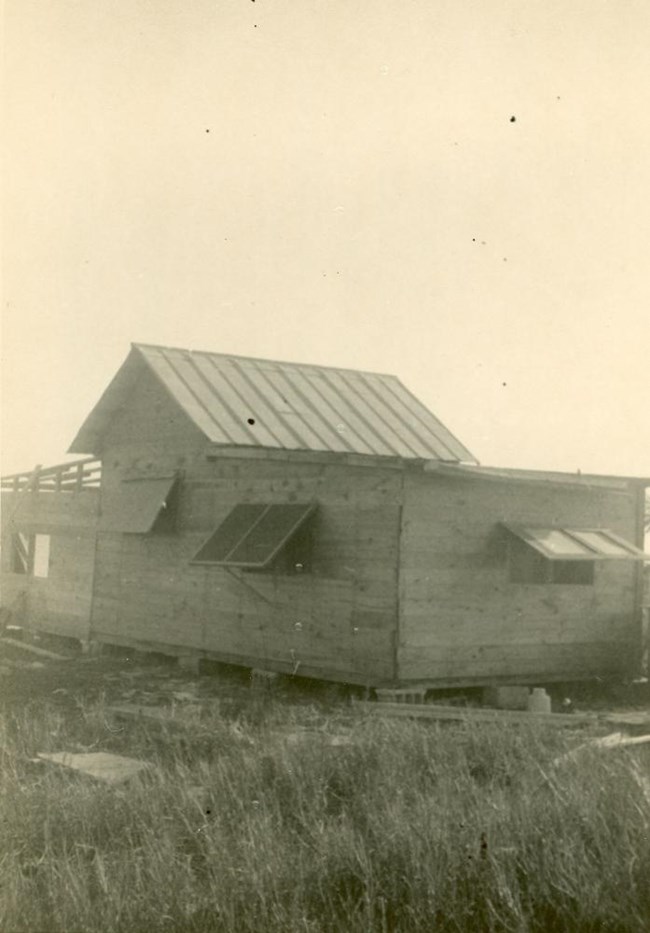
[570,531,633,557]
[33,535,50,578]
[529,529,590,556]
[228,504,314,566]
[193,504,267,562]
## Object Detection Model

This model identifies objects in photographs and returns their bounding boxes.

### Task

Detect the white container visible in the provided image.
[528,687,551,714]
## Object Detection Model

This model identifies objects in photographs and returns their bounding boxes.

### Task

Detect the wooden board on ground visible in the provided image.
[553,732,650,766]
[0,637,70,661]
[602,711,650,730]
[358,701,601,727]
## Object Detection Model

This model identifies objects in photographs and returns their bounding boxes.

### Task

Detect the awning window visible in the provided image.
[100,474,179,533]
[503,523,648,561]
[192,502,316,568]
[568,530,642,558]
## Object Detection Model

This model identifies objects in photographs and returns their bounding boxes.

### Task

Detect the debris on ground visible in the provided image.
[359,700,599,728]
[2,658,46,671]
[109,703,204,731]
[172,690,199,703]
[35,751,153,785]
[271,727,355,748]
[629,759,650,805]
[552,732,650,766]
[0,636,70,661]
[602,710,650,731]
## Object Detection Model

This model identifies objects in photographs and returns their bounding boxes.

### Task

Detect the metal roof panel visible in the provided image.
[70,343,477,462]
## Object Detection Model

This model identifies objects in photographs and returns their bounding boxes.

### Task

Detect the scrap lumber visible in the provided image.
[358,700,599,728]
[629,760,650,805]
[271,727,354,748]
[0,637,70,661]
[1,657,45,671]
[602,711,650,730]
[109,704,199,730]
[553,732,650,766]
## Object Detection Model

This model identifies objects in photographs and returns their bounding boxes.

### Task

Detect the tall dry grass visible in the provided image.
[1,694,649,932]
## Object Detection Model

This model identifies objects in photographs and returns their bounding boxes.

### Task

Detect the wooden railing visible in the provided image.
[0,458,101,493]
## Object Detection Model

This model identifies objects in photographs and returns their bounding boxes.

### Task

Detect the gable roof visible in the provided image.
[69,343,476,462]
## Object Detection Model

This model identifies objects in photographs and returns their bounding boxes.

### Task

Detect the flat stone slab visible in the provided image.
[37,751,152,785]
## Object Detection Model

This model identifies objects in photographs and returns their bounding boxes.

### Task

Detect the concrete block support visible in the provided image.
[375,687,428,704]
[482,685,530,710]
[250,668,281,691]
[177,654,201,675]
[81,640,105,658]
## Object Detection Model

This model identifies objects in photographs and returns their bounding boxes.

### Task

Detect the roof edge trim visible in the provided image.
[424,461,650,488]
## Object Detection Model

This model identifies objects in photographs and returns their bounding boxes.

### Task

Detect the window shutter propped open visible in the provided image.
[100,474,179,533]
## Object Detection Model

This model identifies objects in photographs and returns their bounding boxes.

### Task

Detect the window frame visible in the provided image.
[190,502,317,571]
[502,522,647,586]
[33,533,51,578]
[502,522,646,562]
[508,541,595,585]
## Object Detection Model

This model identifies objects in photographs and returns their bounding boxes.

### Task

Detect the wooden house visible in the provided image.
[2,343,648,687]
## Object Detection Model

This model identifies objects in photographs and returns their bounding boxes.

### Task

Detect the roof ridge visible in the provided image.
[131,342,401,382]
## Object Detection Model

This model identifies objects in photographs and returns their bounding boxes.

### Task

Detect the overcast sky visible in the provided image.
[2,0,649,478]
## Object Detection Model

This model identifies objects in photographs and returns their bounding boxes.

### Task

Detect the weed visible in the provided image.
[0,694,648,931]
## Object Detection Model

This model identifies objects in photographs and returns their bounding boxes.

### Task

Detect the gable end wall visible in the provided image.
[92,377,402,683]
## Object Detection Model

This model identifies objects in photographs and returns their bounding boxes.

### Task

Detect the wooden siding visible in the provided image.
[90,384,402,683]
[98,364,206,462]
[0,490,99,638]
[398,472,641,684]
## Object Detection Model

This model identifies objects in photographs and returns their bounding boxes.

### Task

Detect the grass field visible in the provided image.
[1,657,649,932]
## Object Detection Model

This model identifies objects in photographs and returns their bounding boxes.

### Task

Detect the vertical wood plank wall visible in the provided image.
[398,472,641,684]
[7,360,639,689]
[90,368,401,683]
[0,490,99,638]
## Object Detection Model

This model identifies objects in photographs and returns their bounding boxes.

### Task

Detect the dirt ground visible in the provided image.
[0,634,356,725]
[1,630,649,722]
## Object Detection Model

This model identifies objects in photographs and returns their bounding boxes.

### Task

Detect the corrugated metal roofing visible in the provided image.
[70,343,476,462]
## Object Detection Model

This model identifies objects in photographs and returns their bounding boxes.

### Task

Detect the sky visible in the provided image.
[2,0,650,478]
